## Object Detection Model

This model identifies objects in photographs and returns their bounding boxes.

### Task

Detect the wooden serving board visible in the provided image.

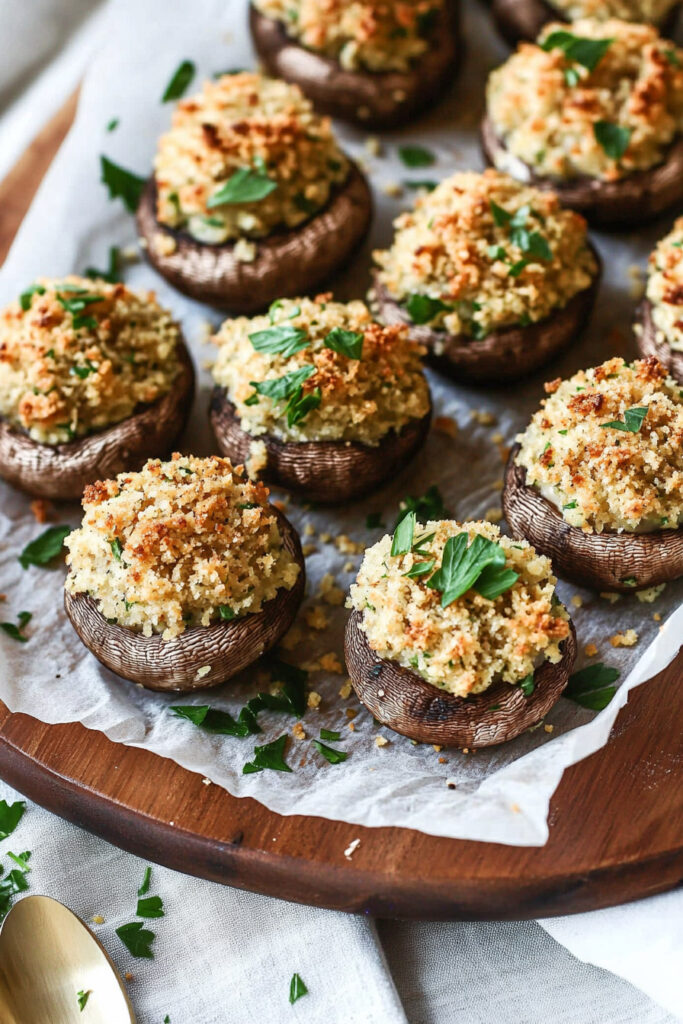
[0,99,682,921]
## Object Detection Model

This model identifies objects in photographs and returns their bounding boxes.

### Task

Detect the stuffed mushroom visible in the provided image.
[137,72,372,312]
[345,517,576,747]
[0,277,194,501]
[492,0,680,47]
[64,454,304,692]
[372,169,600,383]
[482,19,683,227]
[248,0,461,128]
[503,356,683,591]
[209,293,432,503]
[635,217,683,382]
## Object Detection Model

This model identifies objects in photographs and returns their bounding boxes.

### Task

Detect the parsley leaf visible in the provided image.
[207,166,277,207]
[19,284,46,311]
[161,60,196,102]
[138,866,152,896]
[403,559,436,578]
[403,179,438,191]
[312,740,348,764]
[391,510,416,556]
[247,365,315,404]
[106,117,119,132]
[243,734,292,774]
[171,704,253,737]
[84,246,121,283]
[110,538,124,561]
[116,920,155,959]
[248,325,308,357]
[565,662,619,710]
[1,611,32,643]
[427,534,516,607]
[394,485,447,528]
[593,121,631,161]
[541,31,612,73]
[0,800,25,840]
[405,293,451,324]
[600,406,648,432]
[289,973,308,1004]
[474,563,520,600]
[285,386,321,428]
[100,156,146,213]
[519,673,534,696]
[324,327,364,360]
[77,990,91,1012]
[398,144,435,167]
[136,895,165,919]
[19,525,71,569]
[320,729,341,741]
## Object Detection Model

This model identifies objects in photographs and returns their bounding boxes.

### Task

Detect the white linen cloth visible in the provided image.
[0,1,681,1021]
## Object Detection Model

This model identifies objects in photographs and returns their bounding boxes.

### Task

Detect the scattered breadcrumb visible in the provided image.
[91,915,105,925]
[291,722,306,740]
[344,838,361,859]
[433,415,458,438]
[30,499,50,523]
[125,973,134,982]
[510,803,520,814]
[343,560,355,573]
[472,409,497,426]
[375,735,389,747]
[280,623,303,650]
[610,629,639,648]
[491,431,504,444]
[304,605,329,630]
[319,573,345,606]
[202,777,212,786]
[319,532,332,544]
[319,652,343,673]
[600,592,621,604]
[438,756,447,764]
[302,544,317,557]
[636,583,666,603]
[307,691,322,709]
[304,523,315,537]
[432,744,442,752]
[348,721,356,731]
[571,595,583,608]
[382,181,403,198]
[654,612,662,621]
[365,136,382,157]
[335,534,364,554]
[584,642,598,657]
[339,680,353,699]
[544,724,554,734]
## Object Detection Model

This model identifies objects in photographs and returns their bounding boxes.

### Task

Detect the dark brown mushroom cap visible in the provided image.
[0,341,195,502]
[503,443,683,591]
[209,386,432,504]
[491,0,680,47]
[63,507,305,693]
[248,2,461,128]
[136,162,372,314]
[481,115,683,229]
[636,297,683,384]
[372,259,600,384]
[344,610,576,747]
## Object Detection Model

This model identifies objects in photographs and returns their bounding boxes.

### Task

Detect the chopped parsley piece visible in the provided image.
[107,117,119,132]
[664,47,681,68]
[565,662,619,711]
[243,734,292,774]
[488,244,506,260]
[138,866,152,896]
[320,729,341,741]
[248,325,308,357]
[394,484,447,528]
[285,386,322,428]
[0,852,31,922]
[84,245,121,283]
[324,327,364,360]
[70,359,98,378]
[600,406,648,432]
[519,673,534,697]
[77,990,91,1012]
[405,293,451,324]
[563,501,578,510]
[289,973,308,1004]
[0,611,31,644]
[540,31,612,75]
[218,605,236,621]
[366,512,385,529]
[593,121,631,161]
[621,576,637,587]
[268,299,300,323]
[398,144,435,167]
[426,534,518,607]
[110,538,124,561]
[19,525,71,569]
[136,895,165,919]
[161,60,196,102]
[19,283,46,311]
[312,740,348,764]
[247,365,315,405]
[391,510,416,556]
[0,800,25,840]
[116,920,155,959]
[403,179,438,191]
[208,165,277,207]
[403,559,436,578]
[100,156,146,213]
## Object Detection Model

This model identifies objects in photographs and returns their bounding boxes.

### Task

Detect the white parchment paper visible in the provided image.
[0,0,680,845]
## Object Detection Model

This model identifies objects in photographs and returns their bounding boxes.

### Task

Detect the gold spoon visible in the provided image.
[0,895,136,1023]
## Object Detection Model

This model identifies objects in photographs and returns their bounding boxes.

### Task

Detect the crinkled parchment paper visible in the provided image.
[0,0,680,844]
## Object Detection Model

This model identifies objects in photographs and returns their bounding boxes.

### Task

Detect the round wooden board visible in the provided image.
[0,98,682,921]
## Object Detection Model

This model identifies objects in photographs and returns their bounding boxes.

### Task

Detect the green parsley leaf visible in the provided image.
[70,359,98,378]
[136,895,165,919]
[489,200,512,227]
[664,47,681,68]
[106,117,119,132]
[285,385,322,428]
[541,31,612,73]
[519,673,534,697]
[403,559,436,578]
[524,231,552,262]
[7,851,31,872]
[593,121,631,161]
[324,327,364,360]
[161,60,196,102]
[84,246,121,284]
[77,990,91,1012]
[508,259,530,278]
[366,512,385,529]
[248,364,315,403]
[0,800,25,840]
[289,973,308,1004]
[268,299,301,323]
[391,510,416,556]
[19,525,71,569]
[427,534,514,607]
[138,866,152,896]
[488,244,506,260]
[171,704,254,737]
[600,406,648,432]
[100,155,146,213]
[207,166,277,207]
[398,144,435,168]
[116,920,155,959]
[320,729,341,741]
[394,485,447,529]
[405,293,451,324]
[243,734,292,774]
[474,564,519,600]
[248,325,308,357]
[0,611,32,644]
[403,179,438,191]
[110,538,124,561]
[312,740,348,764]
[565,662,619,710]
[19,284,46,311]
[563,500,578,510]
[218,605,236,621]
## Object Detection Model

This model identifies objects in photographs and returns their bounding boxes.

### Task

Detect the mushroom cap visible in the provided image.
[248,1,461,128]
[0,340,195,502]
[503,443,683,591]
[492,0,681,47]
[63,506,305,692]
[481,115,683,229]
[209,386,432,504]
[372,259,600,384]
[136,162,372,314]
[636,297,683,384]
[344,609,577,747]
